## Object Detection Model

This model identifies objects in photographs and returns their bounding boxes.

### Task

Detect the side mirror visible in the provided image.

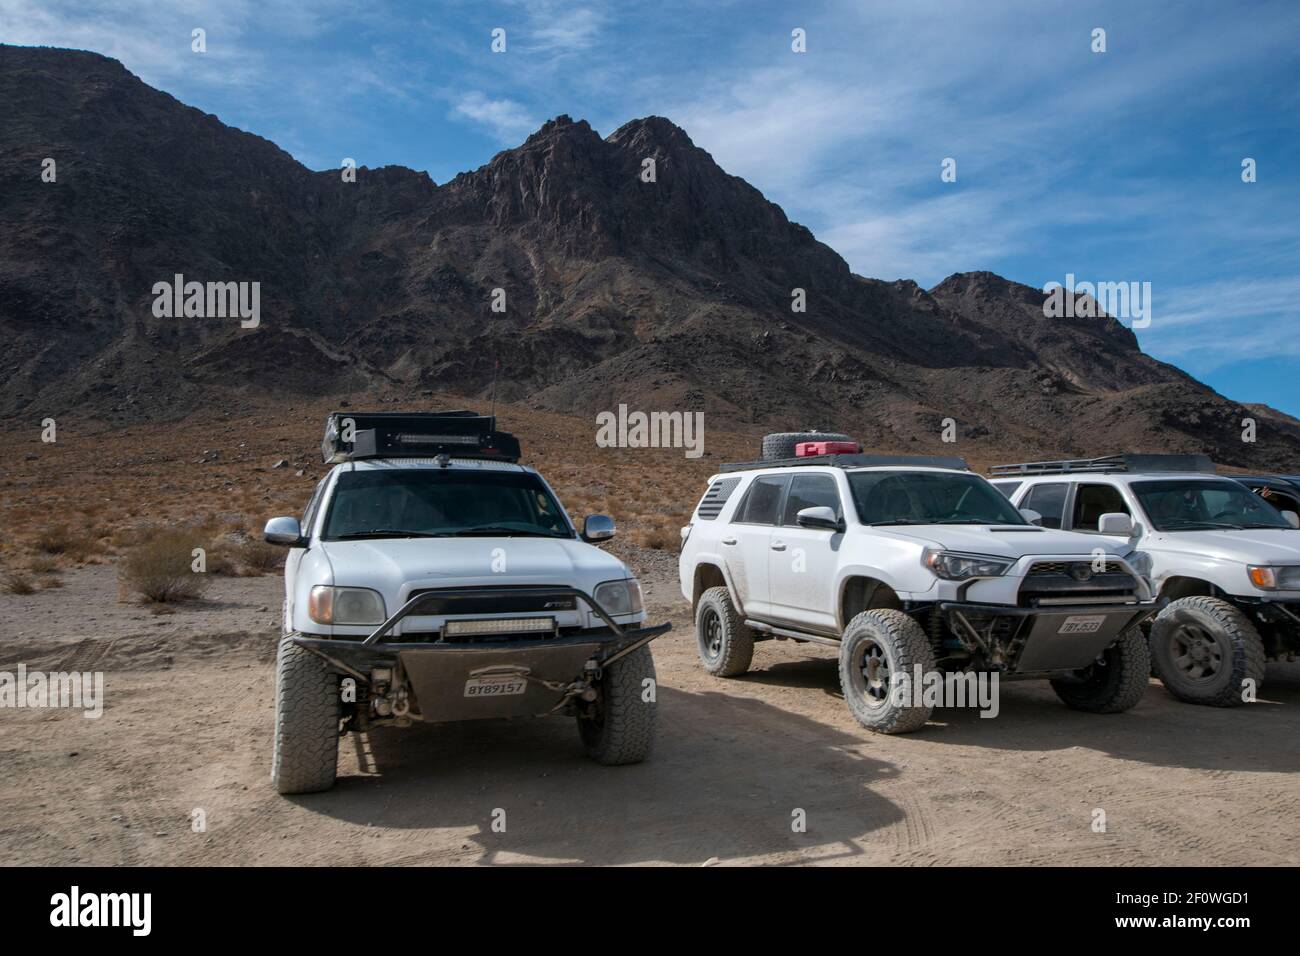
[583,514,615,542]
[264,516,305,547]
[1019,508,1043,526]
[1098,512,1133,536]
[796,506,842,532]
[1284,510,1299,529]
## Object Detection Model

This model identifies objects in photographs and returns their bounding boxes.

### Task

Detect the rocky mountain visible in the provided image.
[0,44,1295,468]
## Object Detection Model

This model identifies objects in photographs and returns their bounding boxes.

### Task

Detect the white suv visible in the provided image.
[262,411,669,793]
[678,442,1157,733]
[990,454,1300,707]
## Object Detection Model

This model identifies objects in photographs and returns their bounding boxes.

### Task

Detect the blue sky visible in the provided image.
[3,0,1298,415]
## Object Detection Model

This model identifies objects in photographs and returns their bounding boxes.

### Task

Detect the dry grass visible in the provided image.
[118,528,212,603]
[2,571,36,595]
[233,536,284,573]
[27,555,60,573]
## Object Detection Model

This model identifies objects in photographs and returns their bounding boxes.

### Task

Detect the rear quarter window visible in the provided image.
[694,477,741,520]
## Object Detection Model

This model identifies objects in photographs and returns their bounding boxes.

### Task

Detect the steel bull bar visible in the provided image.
[291,586,671,722]
[938,599,1158,673]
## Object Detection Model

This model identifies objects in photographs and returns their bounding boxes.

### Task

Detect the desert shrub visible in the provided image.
[35,526,73,554]
[33,525,97,562]
[119,528,212,603]
[203,541,242,577]
[234,536,284,573]
[27,555,60,573]
[2,572,36,595]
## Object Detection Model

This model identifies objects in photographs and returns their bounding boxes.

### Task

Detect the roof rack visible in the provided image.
[989,453,1215,477]
[321,410,521,464]
[721,453,969,474]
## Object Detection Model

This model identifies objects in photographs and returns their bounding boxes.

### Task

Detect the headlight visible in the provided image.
[593,578,644,616]
[1247,565,1300,590]
[922,549,1014,581]
[1123,551,1153,578]
[309,585,387,625]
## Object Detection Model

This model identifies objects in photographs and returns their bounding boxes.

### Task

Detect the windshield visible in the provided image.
[322,469,573,540]
[1131,479,1292,531]
[847,471,1028,526]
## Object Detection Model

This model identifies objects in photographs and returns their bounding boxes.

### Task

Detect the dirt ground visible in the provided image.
[2,551,1298,868]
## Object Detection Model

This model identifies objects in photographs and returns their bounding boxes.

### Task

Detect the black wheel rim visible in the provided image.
[850,638,891,709]
[1169,622,1223,683]
[699,607,723,662]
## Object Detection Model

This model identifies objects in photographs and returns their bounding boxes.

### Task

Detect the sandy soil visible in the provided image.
[2,555,1298,867]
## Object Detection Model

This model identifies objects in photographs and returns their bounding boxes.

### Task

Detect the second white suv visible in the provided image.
[990,454,1300,707]
[678,442,1157,733]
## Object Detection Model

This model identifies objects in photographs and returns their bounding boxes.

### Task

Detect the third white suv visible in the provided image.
[990,454,1300,707]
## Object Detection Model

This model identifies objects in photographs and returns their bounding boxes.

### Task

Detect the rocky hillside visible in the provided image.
[0,44,1294,468]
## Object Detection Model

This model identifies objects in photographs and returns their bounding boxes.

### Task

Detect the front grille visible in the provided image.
[406,590,576,616]
[1019,561,1138,606]
[399,587,578,641]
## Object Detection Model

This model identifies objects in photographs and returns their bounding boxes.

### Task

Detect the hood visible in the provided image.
[318,536,632,591]
[879,525,1132,559]
[1148,528,1300,565]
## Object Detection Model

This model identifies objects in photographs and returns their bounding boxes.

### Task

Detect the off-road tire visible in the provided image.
[761,431,854,461]
[1148,596,1266,707]
[578,644,657,765]
[838,609,935,734]
[271,635,340,794]
[1050,625,1150,713]
[695,585,755,677]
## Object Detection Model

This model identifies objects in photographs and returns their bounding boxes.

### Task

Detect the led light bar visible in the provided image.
[443,617,556,637]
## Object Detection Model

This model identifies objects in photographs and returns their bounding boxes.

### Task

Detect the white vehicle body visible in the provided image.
[990,472,1300,607]
[680,463,1153,639]
[284,458,645,639]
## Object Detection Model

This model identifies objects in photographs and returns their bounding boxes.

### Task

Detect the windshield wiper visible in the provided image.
[453,526,567,538]
[866,519,929,526]
[332,530,451,539]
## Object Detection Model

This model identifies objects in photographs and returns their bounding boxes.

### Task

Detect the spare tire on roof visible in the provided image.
[761,431,854,461]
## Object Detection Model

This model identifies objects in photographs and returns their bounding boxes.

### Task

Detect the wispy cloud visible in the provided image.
[450,90,538,143]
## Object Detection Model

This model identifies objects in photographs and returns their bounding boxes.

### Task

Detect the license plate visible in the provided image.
[464,676,528,698]
[1058,615,1106,634]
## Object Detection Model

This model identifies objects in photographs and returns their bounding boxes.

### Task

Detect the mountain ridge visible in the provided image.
[0,43,1294,468]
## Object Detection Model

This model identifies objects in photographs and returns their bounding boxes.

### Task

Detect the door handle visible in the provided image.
[771,541,787,551]
[721,537,737,546]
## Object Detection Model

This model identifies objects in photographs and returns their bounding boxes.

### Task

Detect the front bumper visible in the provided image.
[292,585,671,722]
[939,599,1157,674]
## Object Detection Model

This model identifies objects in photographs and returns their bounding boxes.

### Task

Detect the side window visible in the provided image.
[1071,483,1131,531]
[782,475,842,525]
[990,480,1022,500]
[301,478,329,539]
[734,475,788,525]
[1021,482,1068,529]
[694,477,741,520]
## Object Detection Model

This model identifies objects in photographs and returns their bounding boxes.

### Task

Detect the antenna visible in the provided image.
[489,355,500,424]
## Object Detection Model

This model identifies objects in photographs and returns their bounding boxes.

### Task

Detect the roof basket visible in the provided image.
[988,453,1215,477]
[321,410,521,464]
[721,453,969,473]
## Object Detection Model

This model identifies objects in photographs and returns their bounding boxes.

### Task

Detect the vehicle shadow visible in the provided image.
[293,686,903,865]
[739,655,1300,775]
